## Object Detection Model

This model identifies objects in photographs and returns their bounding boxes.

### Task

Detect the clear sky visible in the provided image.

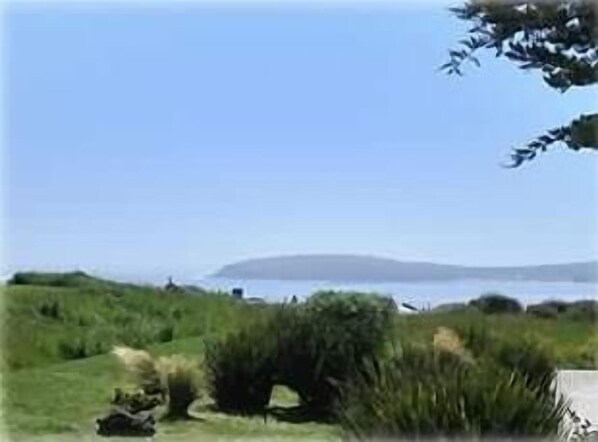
[4,2,597,280]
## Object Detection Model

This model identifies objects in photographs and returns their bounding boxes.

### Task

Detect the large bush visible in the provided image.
[204,292,396,418]
[469,293,523,314]
[276,291,395,416]
[306,291,396,356]
[339,338,567,440]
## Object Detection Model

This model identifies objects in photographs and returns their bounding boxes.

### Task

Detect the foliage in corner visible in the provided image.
[442,1,597,166]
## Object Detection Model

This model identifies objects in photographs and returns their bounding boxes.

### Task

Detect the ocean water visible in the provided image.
[193,277,598,308]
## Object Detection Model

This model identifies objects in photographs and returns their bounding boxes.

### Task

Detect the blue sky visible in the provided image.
[4,2,597,280]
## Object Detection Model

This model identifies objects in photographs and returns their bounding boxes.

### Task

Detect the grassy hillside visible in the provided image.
[2,272,254,370]
[1,272,596,440]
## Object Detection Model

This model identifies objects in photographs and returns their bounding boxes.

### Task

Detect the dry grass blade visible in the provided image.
[433,327,474,364]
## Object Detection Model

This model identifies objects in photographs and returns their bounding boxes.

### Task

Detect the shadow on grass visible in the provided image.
[161,413,207,423]
[195,402,331,425]
[267,405,331,424]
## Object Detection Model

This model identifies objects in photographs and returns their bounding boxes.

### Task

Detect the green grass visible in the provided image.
[2,273,254,370]
[2,273,338,440]
[2,272,596,440]
[3,337,339,441]
[396,310,598,369]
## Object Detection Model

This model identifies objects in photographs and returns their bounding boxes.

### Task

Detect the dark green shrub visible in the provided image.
[76,314,92,326]
[58,338,88,360]
[527,303,559,319]
[156,325,174,343]
[338,344,567,440]
[307,291,395,353]
[170,307,183,320]
[38,301,61,319]
[539,300,570,313]
[8,271,95,288]
[58,335,110,360]
[565,300,598,322]
[7,272,28,285]
[527,300,569,319]
[204,292,395,418]
[204,320,276,415]
[469,293,523,314]
[275,291,395,417]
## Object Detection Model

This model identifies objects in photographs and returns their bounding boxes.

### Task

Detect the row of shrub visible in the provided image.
[203,291,570,439]
[526,299,598,321]
[454,293,598,321]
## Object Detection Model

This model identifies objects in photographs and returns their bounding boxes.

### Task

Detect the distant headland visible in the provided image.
[212,254,598,283]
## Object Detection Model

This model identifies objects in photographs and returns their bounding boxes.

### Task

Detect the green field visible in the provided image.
[1,272,596,440]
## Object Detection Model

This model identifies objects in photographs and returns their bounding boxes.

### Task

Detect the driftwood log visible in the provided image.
[96,389,162,437]
[96,407,156,437]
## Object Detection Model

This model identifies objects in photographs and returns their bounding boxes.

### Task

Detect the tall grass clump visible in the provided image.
[338,333,568,440]
[204,315,277,415]
[458,324,557,396]
[159,355,201,419]
[112,346,201,419]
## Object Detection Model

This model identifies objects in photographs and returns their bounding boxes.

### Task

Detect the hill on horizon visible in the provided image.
[213,254,598,283]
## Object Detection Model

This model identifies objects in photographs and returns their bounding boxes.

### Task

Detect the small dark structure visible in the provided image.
[231,287,244,300]
[164,276,181,293]
[290,295,298,304]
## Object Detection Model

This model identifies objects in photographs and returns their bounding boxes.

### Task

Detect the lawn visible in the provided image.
[2,337,339,441]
